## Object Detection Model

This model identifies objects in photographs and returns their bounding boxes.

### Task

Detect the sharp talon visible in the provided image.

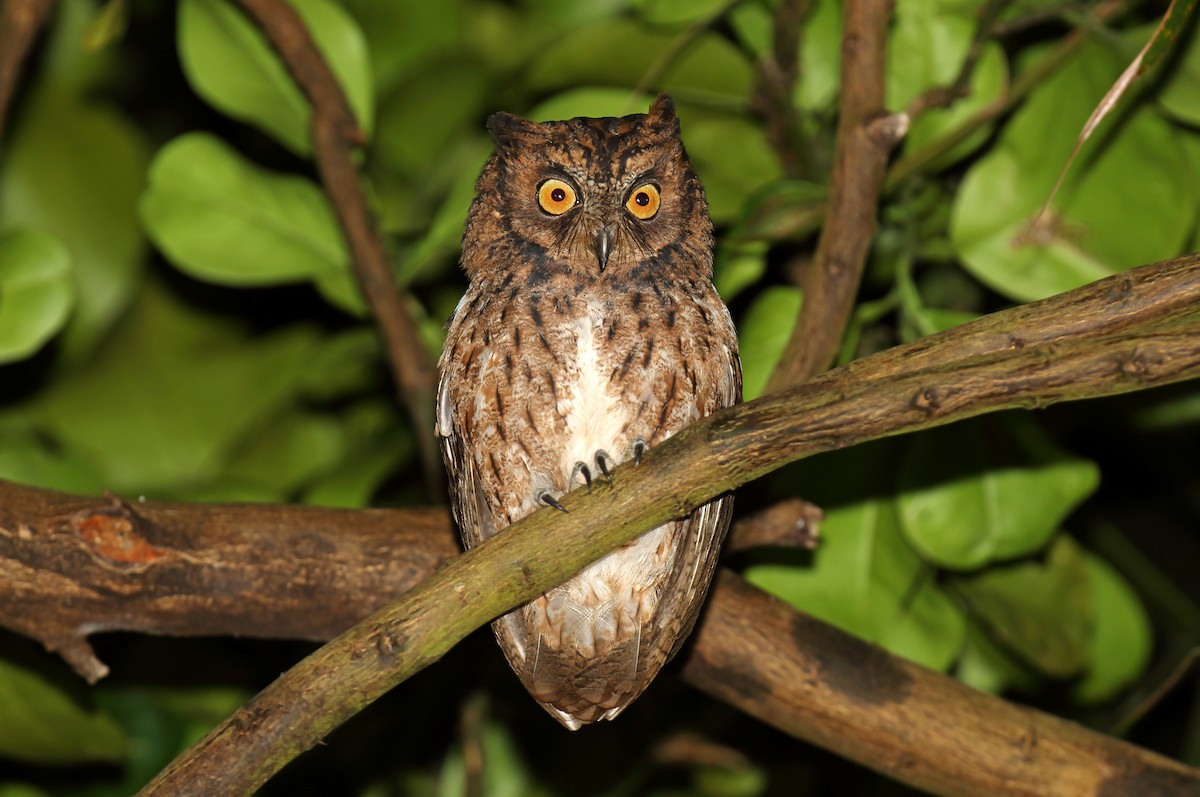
[631,437,648,466]
[538,491,569,513]
[595,450,613,481]
[570,461,593,493]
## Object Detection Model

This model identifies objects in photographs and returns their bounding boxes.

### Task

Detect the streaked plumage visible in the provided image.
[437,96,741,729]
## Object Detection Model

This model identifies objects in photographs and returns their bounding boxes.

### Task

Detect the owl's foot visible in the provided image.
[570,450,615,492]
[567,440,648,495]
[630,436,648,466]
[537,490,569,513]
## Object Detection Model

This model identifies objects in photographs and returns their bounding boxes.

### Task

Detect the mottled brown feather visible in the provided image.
[437,96,741,729]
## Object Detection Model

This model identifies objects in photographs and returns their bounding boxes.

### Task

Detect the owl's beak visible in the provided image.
[595,225,615,271]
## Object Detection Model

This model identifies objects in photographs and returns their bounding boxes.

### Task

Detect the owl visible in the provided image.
[436,96,742,729]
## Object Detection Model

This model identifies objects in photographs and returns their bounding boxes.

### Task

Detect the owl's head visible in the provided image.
[462,96,712,282]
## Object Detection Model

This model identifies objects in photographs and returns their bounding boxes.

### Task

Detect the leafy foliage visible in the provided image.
[1,0,1198,794]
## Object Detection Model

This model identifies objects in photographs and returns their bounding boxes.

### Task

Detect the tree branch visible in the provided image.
[0,0,55,145]
[232,0,441,488]
[685,571,1200,797]
[127,254,1200,795]
[767,0,904,391]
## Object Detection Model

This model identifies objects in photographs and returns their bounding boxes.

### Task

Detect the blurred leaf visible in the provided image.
[684,114,783,223]
[222,410,346,494]
[1037,1,1196,225]
[298,327,381,400]
[728,1,772,58]
[178,0,373,156]
[140,133,348,288]
[340,0,466,95]
[527,87,650,121]
[1072,553,1153,703]
[36,0,120,96]
[436,711,549,797]
[93,686,248,794]
[951,535,1093,678]
[0,785,51,797]
[747,498,967,671]
[398,141,489,284]
[0,89,149,362]
[16,282,321,493]
[0,229,73,364]
[1159,5,1200,126]
[954,620,1040,695]
[373,62,489,180]
[737,286,802,401]
[725,179,826,242]
[0,431,106,494]
[632,0,729,25]
[0,656,126,764]
[887,0,1008,167]
[714,242,766,303]
[794,0,841,111]
[950,35,1196,302]
[526,19,753,104]
[692,764,768,797]
[897,418,1099,570]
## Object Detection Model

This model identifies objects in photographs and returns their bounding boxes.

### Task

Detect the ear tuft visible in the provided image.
[487,112,540,148]
[645,95,679,131]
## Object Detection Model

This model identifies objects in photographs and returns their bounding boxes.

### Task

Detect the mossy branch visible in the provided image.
[138,253,1200,796]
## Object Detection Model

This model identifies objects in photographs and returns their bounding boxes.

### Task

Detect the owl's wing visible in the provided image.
[436,371,495,551]
[648,340,742,663]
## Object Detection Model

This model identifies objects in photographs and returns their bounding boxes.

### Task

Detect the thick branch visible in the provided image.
[232,0,440,486]
[0,0,55,145]
[133,256,1200,795]
[0,486,453,682]
[685,571,1200,797]
[767,0,903,391]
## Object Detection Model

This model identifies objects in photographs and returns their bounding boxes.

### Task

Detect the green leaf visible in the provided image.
[887,0,1008,167]
[0,431,105,494]
[737,286,802,401]
[1072,553,1152,703]
[897,418,1100,570]
[632,0,729,25]
[951,535,1093,678]
[0,89,149,362]
[397,141,489,285]
[16,281,322,493]
[747,498,967,671]
[954,620,1040,695]
[525,19,752,104]
[527,87,651,122]
[1159,10,1200,126]
[178,0,373,156]
[0,229,73,364]
[95,686,249,793]
[950,36,1196,302]
[0,656,126,764]
[794,0,842,111]
[714,241,766,303]
[140,133,348,288]
[222,410,346,495]
[340,0,467,95]
[684,114,783,223]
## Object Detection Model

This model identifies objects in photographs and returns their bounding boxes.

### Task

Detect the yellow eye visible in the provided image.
[537,179,577,215]
[625,184,661,220]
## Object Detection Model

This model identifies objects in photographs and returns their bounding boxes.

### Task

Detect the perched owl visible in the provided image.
[436,96,742,729]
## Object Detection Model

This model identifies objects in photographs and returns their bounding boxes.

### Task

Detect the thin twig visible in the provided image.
[0,0,55,146]
[765,0,903,391]
[903,0,1010,119]
[232,0,441,490]
[751,0,814,177]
